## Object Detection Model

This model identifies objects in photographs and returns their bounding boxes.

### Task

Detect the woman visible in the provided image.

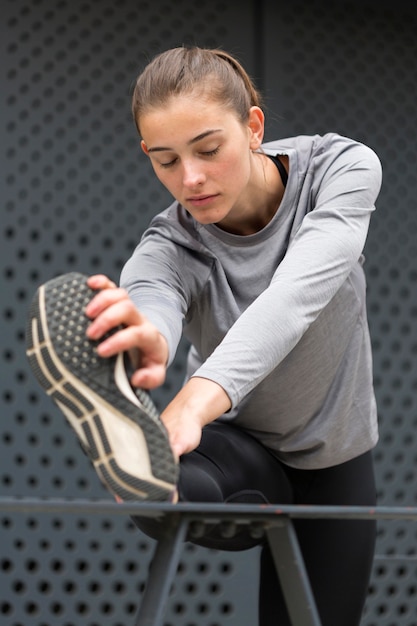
[27,46,382,625]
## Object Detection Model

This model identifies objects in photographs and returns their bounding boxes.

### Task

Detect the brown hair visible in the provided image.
[132,46,262,136]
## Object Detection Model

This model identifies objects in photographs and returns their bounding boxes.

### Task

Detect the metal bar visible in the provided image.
[1,498,417,521]
[3,497,417,625]
[266,519,322,626]
[134,513,189,626]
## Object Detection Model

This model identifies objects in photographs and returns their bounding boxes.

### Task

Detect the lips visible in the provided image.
[186,194,219,206]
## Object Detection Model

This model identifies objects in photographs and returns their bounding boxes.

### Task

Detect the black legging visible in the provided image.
[134,422,376,626]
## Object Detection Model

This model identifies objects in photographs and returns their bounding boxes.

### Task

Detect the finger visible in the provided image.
[85,287,132,321]
[93,323,143,355]
[94,323,164,364]
[171,442,183,460]
[130,364,167,390]
[87,298,143,340]
[87,274,118,290]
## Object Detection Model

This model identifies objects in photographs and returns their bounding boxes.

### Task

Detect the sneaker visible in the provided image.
[26,272,178,502]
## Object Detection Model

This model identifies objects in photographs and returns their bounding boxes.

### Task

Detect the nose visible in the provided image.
[182,160,206,188]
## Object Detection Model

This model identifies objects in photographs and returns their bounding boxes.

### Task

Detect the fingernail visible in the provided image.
[86,323,98,339]
[96,341,110,356]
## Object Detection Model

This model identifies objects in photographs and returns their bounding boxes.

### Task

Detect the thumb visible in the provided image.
[130,364,166,390]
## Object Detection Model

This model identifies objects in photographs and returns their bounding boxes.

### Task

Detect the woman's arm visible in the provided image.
[84,275,230,457]
[194,138,383,407]
[161,377,231,457]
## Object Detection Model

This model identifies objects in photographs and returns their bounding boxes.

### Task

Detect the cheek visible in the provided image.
[216,153,245,182]
[221,154,250,189]
[153,168,177,192]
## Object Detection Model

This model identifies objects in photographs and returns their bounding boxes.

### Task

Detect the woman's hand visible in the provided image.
[85,274,169,389]
[161,377,231,457]
[84,276,231,458]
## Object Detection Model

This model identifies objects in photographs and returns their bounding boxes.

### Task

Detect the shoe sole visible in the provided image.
[26,272,178,502]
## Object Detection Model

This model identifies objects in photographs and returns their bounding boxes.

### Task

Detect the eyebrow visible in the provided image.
[146,129,222,153]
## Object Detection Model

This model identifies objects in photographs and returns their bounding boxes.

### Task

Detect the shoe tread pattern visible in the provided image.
[26,272,178,501]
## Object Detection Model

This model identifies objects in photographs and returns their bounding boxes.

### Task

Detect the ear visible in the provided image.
[141,140,149,155]
[248,106,265,150]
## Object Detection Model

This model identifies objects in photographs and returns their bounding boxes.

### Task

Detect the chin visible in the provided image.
[190,209,228,226]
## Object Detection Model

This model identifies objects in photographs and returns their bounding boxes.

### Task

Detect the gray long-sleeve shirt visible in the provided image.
[121,133,383,469]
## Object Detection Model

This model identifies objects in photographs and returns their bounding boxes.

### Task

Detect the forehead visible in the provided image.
[140,95,241,143]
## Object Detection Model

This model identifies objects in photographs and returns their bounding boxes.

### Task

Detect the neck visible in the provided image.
[217,152,286,236]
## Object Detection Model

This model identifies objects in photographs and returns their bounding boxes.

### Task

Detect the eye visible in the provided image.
[159,158,178,169]
[201,147,220,158]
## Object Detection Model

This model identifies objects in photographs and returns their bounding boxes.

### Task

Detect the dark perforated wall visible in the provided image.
[263,2,417,623]
[2,0,417,624]
[2,2,259,625]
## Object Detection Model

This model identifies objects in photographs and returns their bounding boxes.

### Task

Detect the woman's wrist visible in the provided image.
[160,377,231,456]
[179,376,231,426]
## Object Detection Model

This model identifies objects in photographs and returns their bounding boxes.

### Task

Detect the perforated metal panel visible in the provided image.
[263,1,417,624]
[1,1,259,625]
[2,0,417,624]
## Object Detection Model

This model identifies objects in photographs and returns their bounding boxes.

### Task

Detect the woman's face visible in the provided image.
[140,95,264,232]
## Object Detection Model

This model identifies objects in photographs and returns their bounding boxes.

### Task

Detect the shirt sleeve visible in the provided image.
[120,233,188,366]
[193,136,383,407]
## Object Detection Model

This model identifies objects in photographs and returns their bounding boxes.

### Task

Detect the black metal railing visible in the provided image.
[2,498,416,626]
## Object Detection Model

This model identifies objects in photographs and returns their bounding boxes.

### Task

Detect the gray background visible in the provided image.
[2,0,417,624]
